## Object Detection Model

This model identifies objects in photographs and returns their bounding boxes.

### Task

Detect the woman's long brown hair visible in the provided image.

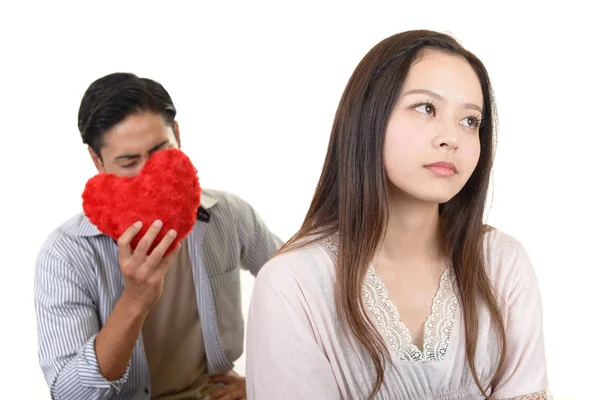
[276,30,506,399]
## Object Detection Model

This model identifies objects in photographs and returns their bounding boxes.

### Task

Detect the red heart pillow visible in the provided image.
[82,148,201,255]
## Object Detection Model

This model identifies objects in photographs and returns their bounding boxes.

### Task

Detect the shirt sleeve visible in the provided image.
[35,246,131,399]
[246,255,341,400]
[491,241,551,399]
[231,194,284,276]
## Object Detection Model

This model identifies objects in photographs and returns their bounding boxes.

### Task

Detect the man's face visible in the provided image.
[90,111,180,177]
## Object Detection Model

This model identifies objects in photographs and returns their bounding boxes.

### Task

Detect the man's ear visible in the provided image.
[173,121,181,148]
[88,147,105,172]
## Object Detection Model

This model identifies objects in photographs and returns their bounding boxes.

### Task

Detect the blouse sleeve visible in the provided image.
[491,240,551,400]
[245,253,341,400]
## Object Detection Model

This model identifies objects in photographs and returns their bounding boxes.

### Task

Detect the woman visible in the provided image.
[246,30,550,399]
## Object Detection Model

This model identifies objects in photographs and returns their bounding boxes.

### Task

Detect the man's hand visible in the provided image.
[209,372,247,400]
[118,220,181,314]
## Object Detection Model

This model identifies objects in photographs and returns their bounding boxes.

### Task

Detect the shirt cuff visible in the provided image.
[77,334,131,393]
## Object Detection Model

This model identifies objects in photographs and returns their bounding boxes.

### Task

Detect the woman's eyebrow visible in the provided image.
[402,88,482,113]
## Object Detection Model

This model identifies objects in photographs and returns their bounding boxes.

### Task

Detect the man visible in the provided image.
[34,73,282,399]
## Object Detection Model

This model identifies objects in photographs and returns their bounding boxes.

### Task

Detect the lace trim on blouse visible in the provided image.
[323,235,459,362]
[500,389,551,400]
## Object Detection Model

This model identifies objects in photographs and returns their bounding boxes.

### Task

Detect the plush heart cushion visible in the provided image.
[82,148,201,255]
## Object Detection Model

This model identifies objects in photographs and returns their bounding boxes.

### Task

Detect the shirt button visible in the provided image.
[144,388,149,394]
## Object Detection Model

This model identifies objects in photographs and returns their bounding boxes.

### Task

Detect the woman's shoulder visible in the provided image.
[482,227,538,295]
[255,239,337,299]
[482,227,524,254]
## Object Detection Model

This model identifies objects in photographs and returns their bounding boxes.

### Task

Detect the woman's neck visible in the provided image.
[376,190,444,270]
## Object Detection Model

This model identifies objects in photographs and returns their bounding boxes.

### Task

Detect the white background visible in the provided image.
[0,1,598,399]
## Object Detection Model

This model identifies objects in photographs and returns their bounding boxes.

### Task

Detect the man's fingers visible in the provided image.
[132,220,163,260]
[136,237,180,281]
[154,241,181,273]
[220,388,246,400]
[209,375,245,400]
[146,229,178,267]
[117,221,143,259]
[209,383,239,399]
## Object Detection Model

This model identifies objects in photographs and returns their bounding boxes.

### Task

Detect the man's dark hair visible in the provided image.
[77,72,177,157]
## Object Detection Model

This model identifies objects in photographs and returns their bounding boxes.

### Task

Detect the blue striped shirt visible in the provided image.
[34,189,282,399]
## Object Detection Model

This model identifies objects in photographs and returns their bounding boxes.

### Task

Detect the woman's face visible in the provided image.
[383,49,484,204]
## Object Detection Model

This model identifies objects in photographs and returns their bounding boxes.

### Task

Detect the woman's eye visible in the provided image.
[460,116,481,129]
[415,103,435,116]
[122,162,137,169]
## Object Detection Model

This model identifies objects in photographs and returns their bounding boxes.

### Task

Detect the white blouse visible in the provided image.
[246,229,551,400]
